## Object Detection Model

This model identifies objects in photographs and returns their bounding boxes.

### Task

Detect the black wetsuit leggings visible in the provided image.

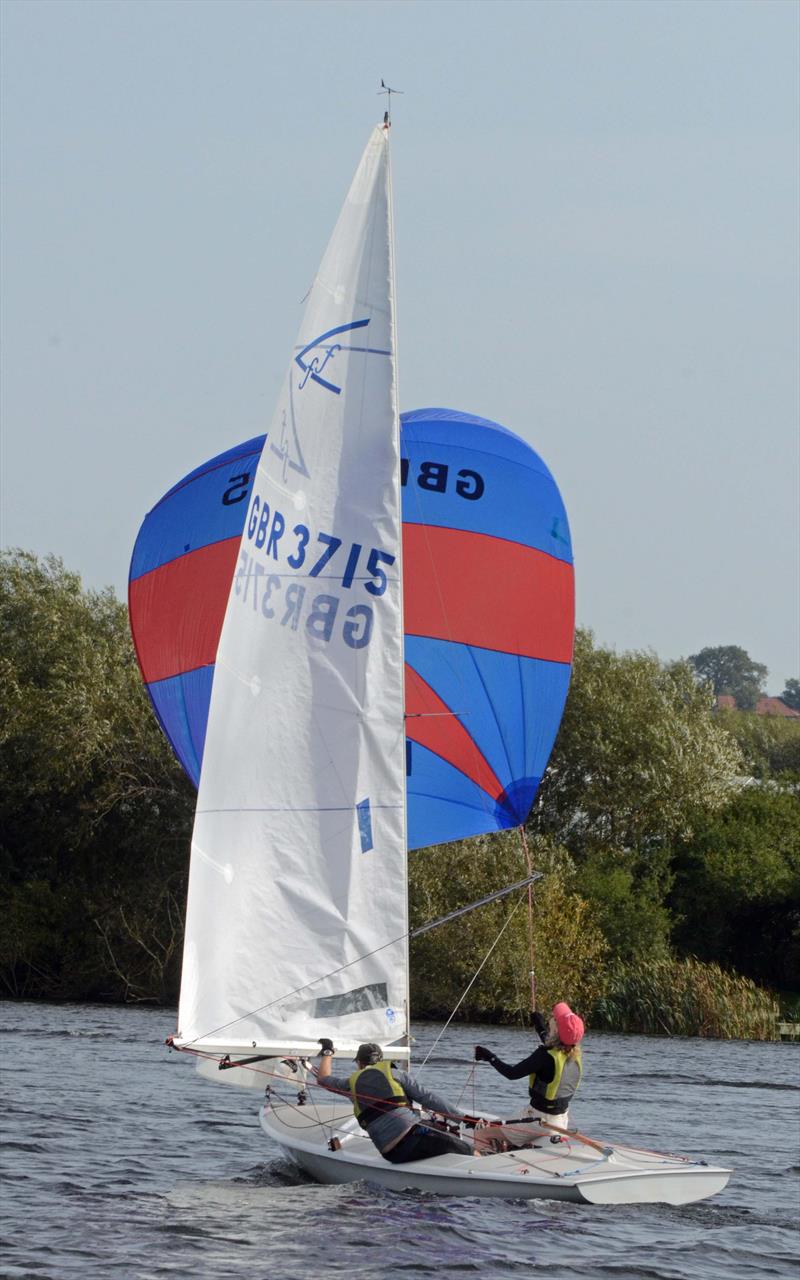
[382,1124,472,1163]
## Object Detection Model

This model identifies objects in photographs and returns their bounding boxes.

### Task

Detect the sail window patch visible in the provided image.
[313,983,388,1019]
[357,798,373,852]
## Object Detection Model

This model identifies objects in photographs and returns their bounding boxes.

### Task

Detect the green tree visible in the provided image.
[573,848,673,963]
[716,707,800,782]
[531,631,742,960]
[688,644,768,710]
[0,550,195,1000]
[781,678,800,712]
[670,787,800,989]
[409,833,608,1024]
[536,630,742,856]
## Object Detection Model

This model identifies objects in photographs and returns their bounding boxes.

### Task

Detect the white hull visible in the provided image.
[259,1101,731,1206]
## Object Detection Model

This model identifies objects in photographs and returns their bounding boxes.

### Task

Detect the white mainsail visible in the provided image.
[175,126,408,1060]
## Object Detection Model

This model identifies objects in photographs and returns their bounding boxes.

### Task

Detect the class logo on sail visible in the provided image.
[295,319,389,395]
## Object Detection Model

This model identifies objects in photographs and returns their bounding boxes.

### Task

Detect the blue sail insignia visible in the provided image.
[294,319,391,394]
[356,798,374,853]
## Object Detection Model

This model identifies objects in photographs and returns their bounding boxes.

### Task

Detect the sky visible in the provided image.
[1,0,798,692]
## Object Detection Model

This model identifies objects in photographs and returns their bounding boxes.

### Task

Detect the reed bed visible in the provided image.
[593,955,780,1040]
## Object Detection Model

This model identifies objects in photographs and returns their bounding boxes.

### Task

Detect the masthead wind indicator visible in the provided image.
[378,78,404,125]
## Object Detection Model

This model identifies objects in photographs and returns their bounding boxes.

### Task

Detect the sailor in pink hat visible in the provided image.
[472,1001,585,1154]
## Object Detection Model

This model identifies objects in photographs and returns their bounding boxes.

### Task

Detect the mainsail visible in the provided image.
[175,126,408,1059]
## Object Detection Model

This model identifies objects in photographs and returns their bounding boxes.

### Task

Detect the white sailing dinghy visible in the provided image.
[168,121,731,1206]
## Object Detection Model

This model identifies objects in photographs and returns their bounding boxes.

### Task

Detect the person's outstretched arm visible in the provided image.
[396,1070,455,1118]
[474,1044,555,1082]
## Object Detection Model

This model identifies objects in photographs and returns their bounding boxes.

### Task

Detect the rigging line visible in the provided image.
[173,1045,474,1131]
[295,1080,470,1131]
[416,893,528,1075]
[518,823,537,1012]
[454,1062,478,1111]
[405,711,467,718]
[285,1051,334,1143]
[410,872,541,936]
[180,873,539,1046]
[491,1151,566,1178]
[267,1087,348,1134]
[268,1091,365,1140]
[306,1072,333,1143]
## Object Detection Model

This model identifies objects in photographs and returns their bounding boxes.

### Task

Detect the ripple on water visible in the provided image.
[2,1006,799,1280]
[623,1071,800,1092]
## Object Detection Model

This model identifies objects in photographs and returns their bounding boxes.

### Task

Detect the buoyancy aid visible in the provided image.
[347,1061,411,1130]
[528,1047,582,1115]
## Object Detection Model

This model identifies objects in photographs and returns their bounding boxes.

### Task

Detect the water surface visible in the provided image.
[1,1002,798,1278]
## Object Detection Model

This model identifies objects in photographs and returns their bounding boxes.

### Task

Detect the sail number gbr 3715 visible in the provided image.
[235,493,396,650]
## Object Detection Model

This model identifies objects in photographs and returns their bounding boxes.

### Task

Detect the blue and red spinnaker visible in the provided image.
[128,408,574,850]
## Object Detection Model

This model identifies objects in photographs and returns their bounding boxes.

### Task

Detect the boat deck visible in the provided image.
[259,1100,731,1205]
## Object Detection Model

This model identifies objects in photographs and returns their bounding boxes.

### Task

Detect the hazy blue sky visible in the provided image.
[2,0,798,690]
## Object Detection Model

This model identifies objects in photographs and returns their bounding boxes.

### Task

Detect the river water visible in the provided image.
[1,1001,798,1279]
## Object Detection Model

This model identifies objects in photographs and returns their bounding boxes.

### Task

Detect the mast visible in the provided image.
[384,111,412,1053]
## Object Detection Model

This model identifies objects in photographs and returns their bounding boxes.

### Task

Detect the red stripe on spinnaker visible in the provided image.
[130,524,573,686]
[405,665,504,801]
[129,538,239,684]
[403,524,574,662]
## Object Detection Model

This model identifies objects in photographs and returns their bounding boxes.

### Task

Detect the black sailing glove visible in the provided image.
[532,1011,548,1038]
[318,1038,335,1056]
[474,1045,496,1064]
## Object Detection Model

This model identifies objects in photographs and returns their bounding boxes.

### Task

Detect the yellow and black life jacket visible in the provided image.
[347,1061,411,1130]
[529,1047,582,1115]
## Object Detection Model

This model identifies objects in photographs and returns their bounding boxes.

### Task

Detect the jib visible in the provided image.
[400,458,484,501]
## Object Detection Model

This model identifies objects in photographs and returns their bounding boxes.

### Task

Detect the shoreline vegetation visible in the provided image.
[2,550,798,1040]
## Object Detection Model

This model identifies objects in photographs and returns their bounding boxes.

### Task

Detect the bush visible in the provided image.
[593,955,779,1040]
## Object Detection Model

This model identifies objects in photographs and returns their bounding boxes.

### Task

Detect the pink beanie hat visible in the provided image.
[552,1001,585,1046]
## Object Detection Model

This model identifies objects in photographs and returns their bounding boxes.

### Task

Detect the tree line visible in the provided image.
[688,643,799,712]
[2,550,798,1037]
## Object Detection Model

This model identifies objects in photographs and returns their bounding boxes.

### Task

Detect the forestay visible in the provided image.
[175,126,408,1059]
